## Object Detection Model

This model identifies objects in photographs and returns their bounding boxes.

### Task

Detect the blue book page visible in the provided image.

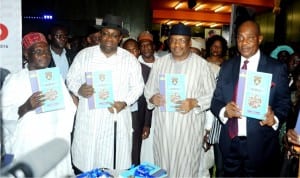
[85,71,114,109]
[164,74,186,112]
[29,67,65,113]
[242,71,272,120]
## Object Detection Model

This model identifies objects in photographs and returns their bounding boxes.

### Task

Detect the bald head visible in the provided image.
[236,20,263,59]
[238,20,261,36]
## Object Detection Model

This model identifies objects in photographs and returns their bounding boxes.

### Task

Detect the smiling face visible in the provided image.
[25,42,51,70]
[236,21,263,59]
[169,35,191,61]
[100,28,122,56]
[139,40,155,59]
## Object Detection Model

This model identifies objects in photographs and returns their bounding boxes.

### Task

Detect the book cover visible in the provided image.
[85,71,114,109]
[119,162,168,178]
[159,73,186,112]
[29,67,65,113]
[236,70,272,120]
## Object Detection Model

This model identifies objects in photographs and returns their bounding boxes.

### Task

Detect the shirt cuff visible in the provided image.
[193,105,202,114]
[219,107,228,124]
[272,115,279,130]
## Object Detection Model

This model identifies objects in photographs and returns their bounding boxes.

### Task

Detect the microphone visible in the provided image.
[0,138,69,177]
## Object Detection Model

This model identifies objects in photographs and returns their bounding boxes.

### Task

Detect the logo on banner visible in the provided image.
[0,23,9,41]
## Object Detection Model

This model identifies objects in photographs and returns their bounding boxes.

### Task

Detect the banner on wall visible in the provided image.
[0,0,22,73]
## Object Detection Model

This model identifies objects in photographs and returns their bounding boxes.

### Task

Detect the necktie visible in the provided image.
[228,60,249,139]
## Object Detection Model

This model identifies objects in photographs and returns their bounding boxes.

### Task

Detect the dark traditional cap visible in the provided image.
[97,14,129,36]
[170,23,192,37]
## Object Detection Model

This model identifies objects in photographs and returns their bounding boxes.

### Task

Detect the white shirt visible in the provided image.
[51,48,69,81]
[138,56,154,68]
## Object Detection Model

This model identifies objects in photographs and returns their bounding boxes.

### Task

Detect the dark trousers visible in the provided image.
[214,143,224,177]
[131,111,142,165]
[223,136,252,177]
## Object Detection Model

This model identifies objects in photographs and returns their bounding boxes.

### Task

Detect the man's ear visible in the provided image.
[258,35,263,45]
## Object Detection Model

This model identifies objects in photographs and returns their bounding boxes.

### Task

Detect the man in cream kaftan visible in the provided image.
[2,32,76,178]
[2,68,76,178]
[67,45,144,171]
[144,23,215,177]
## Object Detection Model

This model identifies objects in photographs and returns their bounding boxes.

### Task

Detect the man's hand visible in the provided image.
[18,91,45,118]
[149,93,165,106]
[286,129,300,146]
[224,101,241,118]
[142,126,150,139]
[78,83,94,98]
[260,107,275,127]
[175,98,198,114]
[108,101,127,113]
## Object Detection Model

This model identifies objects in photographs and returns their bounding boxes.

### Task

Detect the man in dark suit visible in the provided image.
[122,38,153,165]
[211,20,290,176]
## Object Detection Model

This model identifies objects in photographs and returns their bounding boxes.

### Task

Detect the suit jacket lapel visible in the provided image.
[257,53,267,72]
[233,56,241,84]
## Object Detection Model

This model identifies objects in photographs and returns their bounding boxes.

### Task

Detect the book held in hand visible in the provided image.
[159,73,186,112]
[85,71,114,109]
[236,70,272,120]
[29,67,65,113]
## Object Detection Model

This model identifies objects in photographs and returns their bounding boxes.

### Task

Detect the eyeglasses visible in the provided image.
[54,34,68,39]
[31,49,51,56]
[101,31,120,40]
[169,38,189,44]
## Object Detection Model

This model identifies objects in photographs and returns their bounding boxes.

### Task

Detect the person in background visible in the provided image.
[122,38,140,58]
[190,37,206,58]
[205,35,228,66]
[86,26,101,47]
[201,34,228,177]
[270,45,294,64]
[48,24,72,81]
[211,20,290,177]
[190,37,215,177]
[137,31,156,68]
[287,52,300,88]
[144,23,215,177]
[67,14,144,172]
[282,70,300,177]
[1,32,76,178]
[123,38,153,165]
[67,36,84,64]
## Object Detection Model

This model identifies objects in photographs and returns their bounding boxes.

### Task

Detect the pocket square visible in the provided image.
[271,82,276,88]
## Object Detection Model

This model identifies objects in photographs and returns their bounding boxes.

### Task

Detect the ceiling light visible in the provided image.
[210,23,218,28]
[214,6,224,12]
[167,21,173,25]
[196,22,203,26]
[194,4,205,11]
[174,2,183,10]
